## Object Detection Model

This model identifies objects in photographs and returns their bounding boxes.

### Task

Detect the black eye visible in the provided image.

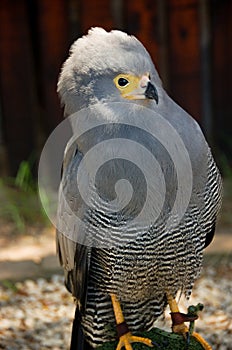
[118,77,129,87]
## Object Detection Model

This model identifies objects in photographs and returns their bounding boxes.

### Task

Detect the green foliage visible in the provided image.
[15,160,35,192]
[212,152,232,231]
[219,153,232,179]
[1,280,19,293]
[217,176,232,230]
[0,160,50,232]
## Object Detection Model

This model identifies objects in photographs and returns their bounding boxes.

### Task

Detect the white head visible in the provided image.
[58,28,162,115]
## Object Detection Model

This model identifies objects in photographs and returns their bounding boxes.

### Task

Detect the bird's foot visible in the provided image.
[116,329,153,350]
[167,292,193,336]
[167,293,212,350]
[111,294,154,350]
[191,332,212,350]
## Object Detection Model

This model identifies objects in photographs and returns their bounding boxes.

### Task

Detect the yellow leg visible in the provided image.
[166,293,212,350]
[110,294,153,350]
[166,293,189,334]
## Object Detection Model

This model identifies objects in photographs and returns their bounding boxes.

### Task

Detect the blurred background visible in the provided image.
[0,0,231,258]
[0,0,232,175]
[0,1,232,349]
[0,0,231,236]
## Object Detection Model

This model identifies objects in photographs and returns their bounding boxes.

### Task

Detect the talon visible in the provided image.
[152,340,161,348]
[167,293,212,350]
[111,294,153,349]
[116,333,153,350]
[192,332,212,350]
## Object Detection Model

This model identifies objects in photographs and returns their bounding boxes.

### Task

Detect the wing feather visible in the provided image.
[56,145,91,311]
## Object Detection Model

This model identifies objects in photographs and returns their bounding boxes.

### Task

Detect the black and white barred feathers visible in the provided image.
[56,28,222,348]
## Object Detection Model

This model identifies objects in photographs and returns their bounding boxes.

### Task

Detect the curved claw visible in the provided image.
[116,333,153,350]
[111,294,154,350]
[192,332,212,350]
[116,334,133,350]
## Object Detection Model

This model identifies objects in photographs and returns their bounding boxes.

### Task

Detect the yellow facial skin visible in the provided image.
[114,73,150,100]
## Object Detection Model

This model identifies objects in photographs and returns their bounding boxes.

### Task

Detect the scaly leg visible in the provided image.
[166,293,189,335]
[166,293,212,350]
[110,294,154,350]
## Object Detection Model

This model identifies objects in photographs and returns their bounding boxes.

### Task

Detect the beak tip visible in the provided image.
[145,82,159,104]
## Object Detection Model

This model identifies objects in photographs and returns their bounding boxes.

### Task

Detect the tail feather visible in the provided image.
[70,306,93,350]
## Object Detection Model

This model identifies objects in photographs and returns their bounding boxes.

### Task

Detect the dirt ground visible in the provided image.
[0,222,232,281]
[0,225,232,349]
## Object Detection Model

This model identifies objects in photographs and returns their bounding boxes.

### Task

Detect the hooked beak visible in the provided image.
[145,81,159,104]
[124,75,159,104]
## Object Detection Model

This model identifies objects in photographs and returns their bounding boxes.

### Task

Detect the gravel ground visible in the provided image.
[0,263,232,350]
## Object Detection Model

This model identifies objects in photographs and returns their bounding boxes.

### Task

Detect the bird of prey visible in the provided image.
[56,28,222,350]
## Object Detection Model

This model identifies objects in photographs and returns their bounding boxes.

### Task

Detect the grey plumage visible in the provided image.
[57,28,222,348]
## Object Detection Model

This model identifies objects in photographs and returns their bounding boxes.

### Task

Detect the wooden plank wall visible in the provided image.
[0,0,70,175]
[80,0,115,31]
[211,0,232,157]
[125,1,159,66]
[0,0,37,175]
[0,0,231,175]
[168,0,201,121]
[36,0,70,133]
